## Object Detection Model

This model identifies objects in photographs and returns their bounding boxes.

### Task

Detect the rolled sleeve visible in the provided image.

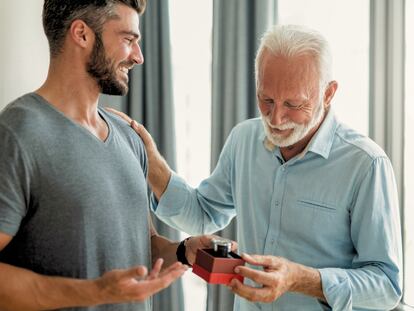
[318,266,401,310]
[150,172,190,217]
[151,170,234,235]
[317,156,402,310]
[150,130,237,235]
[319,268,352,311]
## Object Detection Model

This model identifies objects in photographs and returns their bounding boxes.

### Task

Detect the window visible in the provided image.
[278,0,370,135]
[404,0,414,306]
[170,1,213,310]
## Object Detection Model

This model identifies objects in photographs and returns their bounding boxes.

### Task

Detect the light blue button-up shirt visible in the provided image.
[152,109,402,310]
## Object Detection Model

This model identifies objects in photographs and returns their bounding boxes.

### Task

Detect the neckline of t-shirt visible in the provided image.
[29,92,113,146]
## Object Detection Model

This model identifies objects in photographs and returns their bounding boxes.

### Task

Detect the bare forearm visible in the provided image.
[291,263,325,301]
[147,153,171,200]
[151,235,179,268]
[0,263,100,311]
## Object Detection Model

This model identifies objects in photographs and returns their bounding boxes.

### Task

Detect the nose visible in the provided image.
[132,43,144,65]
[268,103,286,126]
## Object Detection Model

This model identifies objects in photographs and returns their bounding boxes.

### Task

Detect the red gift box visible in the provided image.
[192,248,245,285]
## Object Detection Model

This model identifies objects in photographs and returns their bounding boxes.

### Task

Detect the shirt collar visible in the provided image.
[260,108,338,160]
[306,107,338,159]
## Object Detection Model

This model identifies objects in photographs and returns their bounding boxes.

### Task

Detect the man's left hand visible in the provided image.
[228,253,297,303]
[185,235,238,265]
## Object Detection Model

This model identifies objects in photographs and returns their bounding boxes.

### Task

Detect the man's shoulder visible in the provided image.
[100,108,146,153]
[334,122,387,160]
[0,93,46,138]
[99,108,141,140]
[221,118,265,152]
[231,117,263,138]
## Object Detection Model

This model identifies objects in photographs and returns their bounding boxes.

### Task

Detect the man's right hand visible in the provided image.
[0,255,187,310]
[105,108,172,199]
[95,259,187,304]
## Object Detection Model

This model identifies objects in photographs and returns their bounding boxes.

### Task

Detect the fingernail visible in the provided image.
[234,267,240,273]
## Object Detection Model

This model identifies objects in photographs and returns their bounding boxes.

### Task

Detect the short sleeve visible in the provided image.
[0,124,32,236]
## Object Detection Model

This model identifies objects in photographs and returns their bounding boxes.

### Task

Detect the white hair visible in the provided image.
[255,24,333,90]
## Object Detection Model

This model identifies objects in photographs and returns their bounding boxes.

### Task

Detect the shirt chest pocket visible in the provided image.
[297,198,338,213]
[283,198,350,240]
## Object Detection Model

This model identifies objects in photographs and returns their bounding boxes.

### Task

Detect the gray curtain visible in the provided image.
[207,1,277,310]
[100,1,183,310]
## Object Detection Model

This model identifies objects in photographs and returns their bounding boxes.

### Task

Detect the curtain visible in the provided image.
[100,1,183,310]
[207,1,277,310]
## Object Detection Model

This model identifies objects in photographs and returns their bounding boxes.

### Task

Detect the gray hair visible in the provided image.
[255,25,333,89]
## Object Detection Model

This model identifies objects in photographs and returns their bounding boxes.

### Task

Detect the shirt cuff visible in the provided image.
[150,172,190,217]
[318,268,352,311]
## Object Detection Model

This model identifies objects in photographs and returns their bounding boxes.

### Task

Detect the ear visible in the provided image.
[323,81,338,109]
[69,20,94,49]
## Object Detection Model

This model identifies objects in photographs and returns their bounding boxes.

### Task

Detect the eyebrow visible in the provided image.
[119,30,141,40]
[258,93,310,102]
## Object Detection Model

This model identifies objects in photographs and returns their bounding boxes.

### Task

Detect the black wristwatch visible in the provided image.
[176,237,191,266]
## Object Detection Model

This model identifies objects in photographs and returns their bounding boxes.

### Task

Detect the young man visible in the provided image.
[0,1,218,310]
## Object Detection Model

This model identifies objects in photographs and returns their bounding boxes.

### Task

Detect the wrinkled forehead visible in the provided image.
[257,51,321,95]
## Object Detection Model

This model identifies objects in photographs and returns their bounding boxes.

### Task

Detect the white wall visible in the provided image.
[0,0,49,110]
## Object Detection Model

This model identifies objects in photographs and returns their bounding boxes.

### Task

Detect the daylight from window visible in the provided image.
[278,0,370,135]
[170,1,213,310]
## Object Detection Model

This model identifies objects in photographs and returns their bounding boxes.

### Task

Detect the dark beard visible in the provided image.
[86,31,129,96]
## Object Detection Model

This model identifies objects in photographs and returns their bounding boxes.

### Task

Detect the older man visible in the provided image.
[115,25,402,310]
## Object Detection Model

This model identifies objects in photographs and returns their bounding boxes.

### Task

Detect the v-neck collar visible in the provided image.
[31,93,113,145]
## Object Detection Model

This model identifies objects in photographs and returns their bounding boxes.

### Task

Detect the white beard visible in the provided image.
[261,100,325,148]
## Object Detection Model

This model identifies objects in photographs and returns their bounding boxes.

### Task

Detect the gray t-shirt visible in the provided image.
[0,93,151,311]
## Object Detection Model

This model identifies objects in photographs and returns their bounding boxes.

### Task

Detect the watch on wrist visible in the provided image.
[176,237,192,266]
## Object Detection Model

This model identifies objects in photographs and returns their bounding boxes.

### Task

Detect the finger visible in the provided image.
[130,120,156,148]
[141,265,187,293]
[205,235,232,247]
[190,235,212,250]
[157,265,187,285]
[234,266,277,287]
[123,265,148,281]
[229,278,273,303]
[231,241,238,252]
[199,235,213,247]
[131,266,187,301]
[105,107,133,124]
[159,262,187,277]
[206,235,237,252]
[105,108,157,151]
[241,253,278,267]
[147,258,164,280]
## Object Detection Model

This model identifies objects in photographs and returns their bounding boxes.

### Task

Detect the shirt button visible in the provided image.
[275,201,280,206]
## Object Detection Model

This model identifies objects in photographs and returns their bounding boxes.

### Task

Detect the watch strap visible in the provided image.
[176,237,191,266]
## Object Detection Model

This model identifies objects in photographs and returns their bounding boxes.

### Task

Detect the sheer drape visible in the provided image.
[208,1,276,310]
